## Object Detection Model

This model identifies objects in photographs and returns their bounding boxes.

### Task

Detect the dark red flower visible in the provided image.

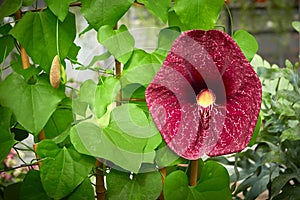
[146,30,262,160]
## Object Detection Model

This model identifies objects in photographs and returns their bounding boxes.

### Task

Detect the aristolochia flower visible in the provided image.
[146,30,262,160]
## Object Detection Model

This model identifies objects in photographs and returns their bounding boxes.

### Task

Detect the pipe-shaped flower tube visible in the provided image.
[146,30,262,160]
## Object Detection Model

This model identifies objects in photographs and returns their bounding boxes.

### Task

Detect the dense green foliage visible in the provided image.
[1,0,294,199]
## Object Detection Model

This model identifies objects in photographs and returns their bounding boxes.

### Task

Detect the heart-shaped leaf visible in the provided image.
[10,9,76,72]
[164,161,231,200]
[173,0,224,30]
[98,24,135,64]
[137,0,171,23]
[122,49,164,87]
[81,0,134,30]
[233,30,258,61]
[36,140,95,199]
[106,169,162,200]
[0,0,22,22]
[44,0,76,22]
[70,104,161,173]
[70,121,144,173]
[20,170,51,200]
[0,73,65,135]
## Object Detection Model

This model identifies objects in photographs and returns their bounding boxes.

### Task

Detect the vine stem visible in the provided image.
[189,160,198,186]
[159,167,166,200]
[95,160,106,200]
[15,10,30,69]
[0,162,39,173]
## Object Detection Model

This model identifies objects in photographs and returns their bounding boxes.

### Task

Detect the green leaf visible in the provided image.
[70,122,137,172]
[271,173,298,198]
[106,169,162,200]
[164,161,231,200]
[11,62,42,82]
[0,73,65,135]
[81,0,134,30]
[98,24,134,64]
[103,104,161,164]
[196,161,231,198]
[156,27,181,56]
[167,10,188,31]
[10,9,76,72]
[292,21,300,33]
[248,114,261,146]
[164,171,189,200]
[22,0,35,6]
[67,43,81,62]
[173,0,224,31]
[20,170,51,200]
[3,182,22,200]
[72,79,97,117]
[0,23,12,35]
[71,121,148,173]
[277,89,300,103]
[106,104,159,140]
[137,0,171,23]
[44,106,74,139]
[122,49,164,87]
[233,30,258,61]
[10,54,42,81]
[0,35,15,63]
[72,99,88,117]
[0,0,22,21]
[94,76,121,119]
[256,67,289,80]
[273,184,300,200]
[121,83,146,100]
[36,140,95,199]
[280,125,300,142]
[155,142,184,167]
[66,177,95,200]
[0,106,12,129]
[0,107,14,162]
[44,0,76,22]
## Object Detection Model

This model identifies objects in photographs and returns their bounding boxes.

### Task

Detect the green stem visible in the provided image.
[56,18,61,60]
[225,3,234,36]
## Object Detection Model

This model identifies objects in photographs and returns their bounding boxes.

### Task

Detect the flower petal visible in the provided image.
[146,30,262,159]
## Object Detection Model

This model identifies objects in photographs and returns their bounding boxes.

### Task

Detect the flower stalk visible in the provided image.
[189,160,198,186]
[95,160,106,200]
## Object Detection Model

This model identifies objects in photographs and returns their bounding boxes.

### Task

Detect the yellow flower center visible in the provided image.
[196,89,216,108]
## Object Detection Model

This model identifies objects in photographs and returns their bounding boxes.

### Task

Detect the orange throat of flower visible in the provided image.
[196,89,216,108]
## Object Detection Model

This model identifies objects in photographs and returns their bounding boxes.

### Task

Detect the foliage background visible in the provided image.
[0,0,299,200]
